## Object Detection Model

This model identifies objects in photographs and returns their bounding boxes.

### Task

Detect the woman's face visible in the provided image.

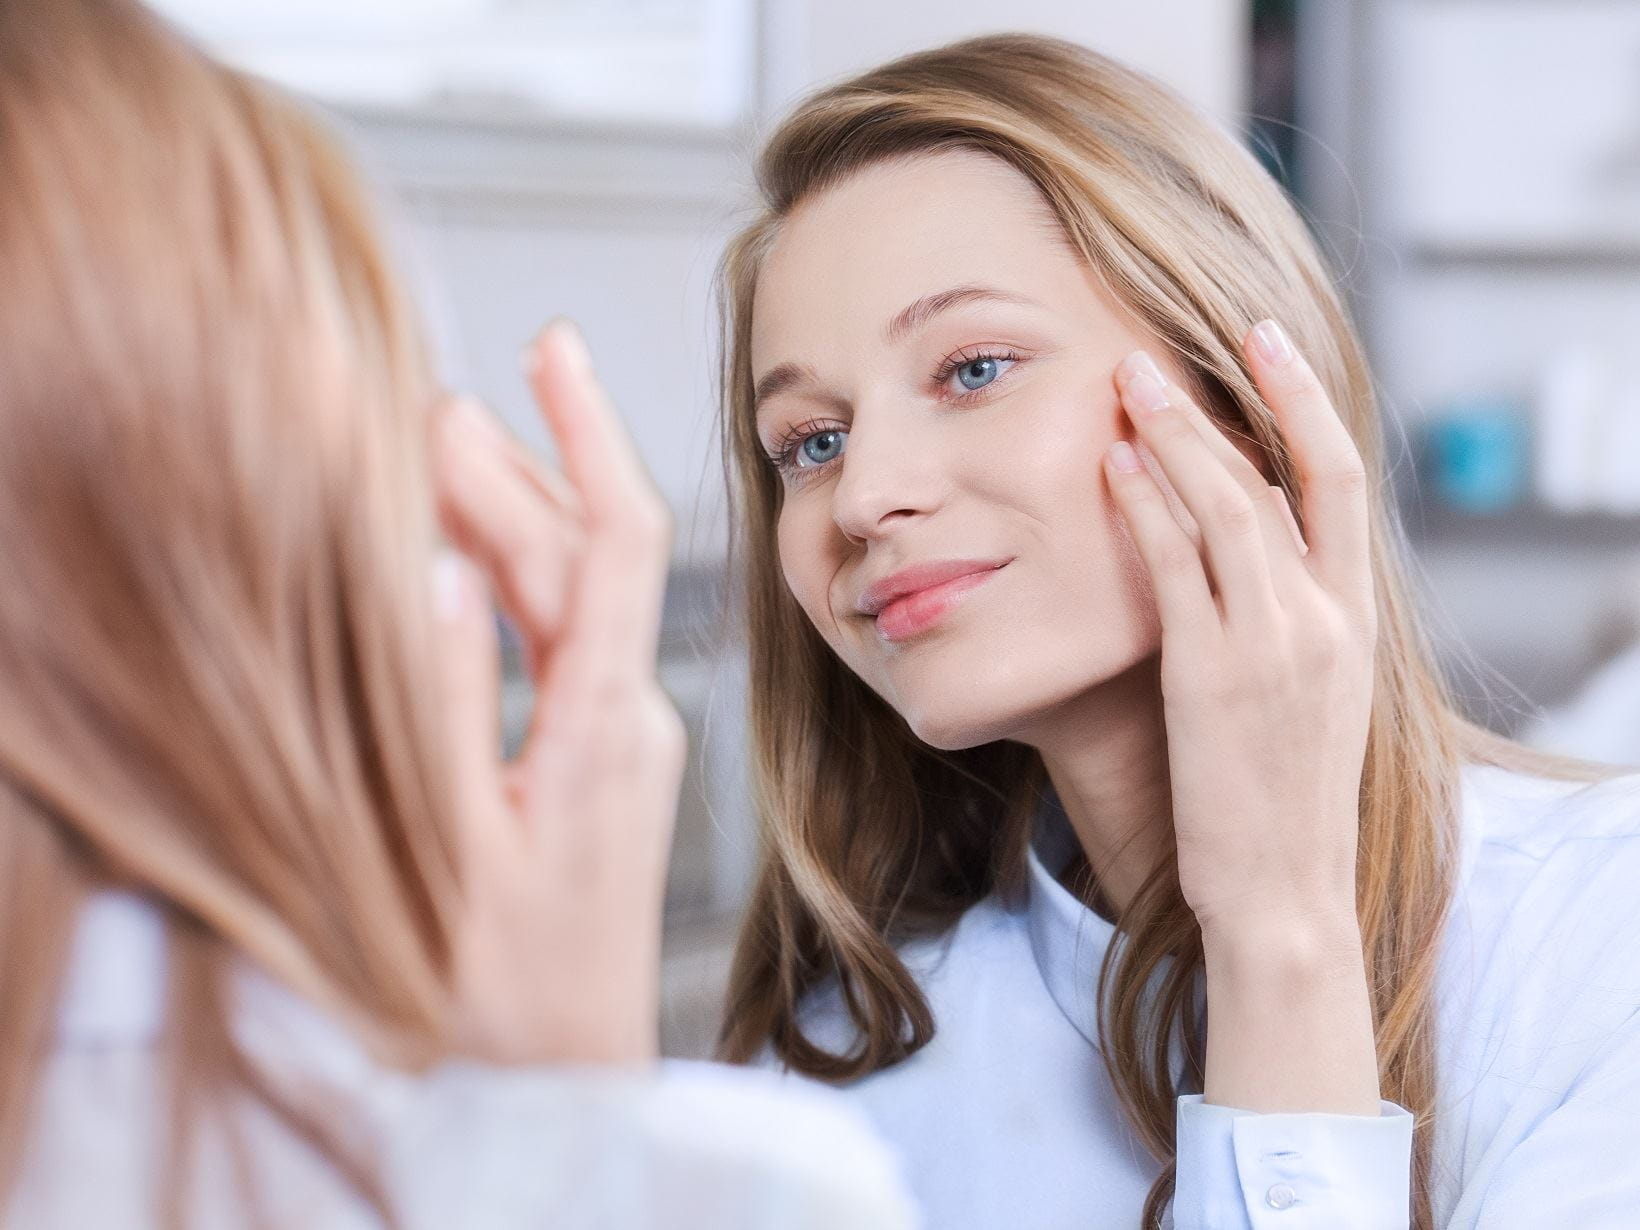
[750,149,1194,751]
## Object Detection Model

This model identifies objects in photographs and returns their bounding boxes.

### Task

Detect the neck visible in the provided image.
[1018,654,1172,921]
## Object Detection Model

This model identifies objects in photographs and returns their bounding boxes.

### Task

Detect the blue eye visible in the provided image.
[957,358,1000,390]
[941,350,1019,397]
[797,429,846,468]
[765,417,848,480]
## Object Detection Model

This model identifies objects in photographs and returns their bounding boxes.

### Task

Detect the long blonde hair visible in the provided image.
[716,34,1608,1229]
[0,0,463,1220]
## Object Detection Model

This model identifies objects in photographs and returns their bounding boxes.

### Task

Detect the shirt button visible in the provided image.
[1265,1183,1297,1210]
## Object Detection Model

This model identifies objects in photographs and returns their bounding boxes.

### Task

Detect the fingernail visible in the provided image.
[431,550,467,621]
[1118,349,1166,387]
[549,319,593,375]
[1108,440,1142,473]
[1123,369,1171,414]
[1252,319,1294,366]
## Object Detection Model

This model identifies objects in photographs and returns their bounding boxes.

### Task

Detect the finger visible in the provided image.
[523,321,672,690]
[451,386,584,521]
[1115,350,1280,623]
[1105,439,1218,636]
[1174,396,1312,586]
[1270,484,1309,557]
[432,396,581,661]
[429,549,509,865]
[1243,320,1370,603]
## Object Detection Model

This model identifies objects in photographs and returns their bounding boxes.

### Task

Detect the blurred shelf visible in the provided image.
[1404,501,1640,549]
[1407,240,1640,270]
[330,103,748,226]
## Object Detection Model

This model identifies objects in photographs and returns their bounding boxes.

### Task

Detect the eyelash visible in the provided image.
[764,346,1024,480]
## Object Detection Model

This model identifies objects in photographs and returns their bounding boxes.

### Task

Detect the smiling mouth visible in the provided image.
[871,562,1008,643]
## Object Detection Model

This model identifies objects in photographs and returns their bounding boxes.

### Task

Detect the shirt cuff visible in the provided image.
[1171,1093,1414,1230]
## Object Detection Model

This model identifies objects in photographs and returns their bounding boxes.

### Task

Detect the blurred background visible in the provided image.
[152,0,1640,1055]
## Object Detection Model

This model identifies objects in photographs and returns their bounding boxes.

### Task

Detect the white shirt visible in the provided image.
[766,763,1640,1229]
[10,892,921,1229]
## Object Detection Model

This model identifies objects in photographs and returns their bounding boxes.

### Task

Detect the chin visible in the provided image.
[907,713,1009,753]
[890,636,1158,752]
[896,687,1044,752]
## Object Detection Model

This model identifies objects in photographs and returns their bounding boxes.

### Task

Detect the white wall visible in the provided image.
[763,0,1247,122]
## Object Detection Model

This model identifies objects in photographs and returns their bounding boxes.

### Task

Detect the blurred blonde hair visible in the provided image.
[0,0,462,1220]
[715,33,1611,1229]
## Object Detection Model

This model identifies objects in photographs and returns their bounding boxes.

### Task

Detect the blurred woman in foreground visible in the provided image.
[0,1,915,1225]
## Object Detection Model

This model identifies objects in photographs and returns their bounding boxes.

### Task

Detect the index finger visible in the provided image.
[1243,319,1371,603]
[523,320,672,683]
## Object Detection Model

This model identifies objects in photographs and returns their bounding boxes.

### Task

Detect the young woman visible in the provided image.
[0,1,916,1226]
[717,33,1640,1230]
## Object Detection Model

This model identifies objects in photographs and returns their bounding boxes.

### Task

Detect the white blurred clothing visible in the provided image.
[8,891,919,1229]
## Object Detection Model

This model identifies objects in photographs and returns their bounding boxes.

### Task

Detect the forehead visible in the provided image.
[750,149,1082,367]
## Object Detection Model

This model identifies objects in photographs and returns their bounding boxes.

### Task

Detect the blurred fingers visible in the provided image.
[429,549,508,862]
[432,395,583,666]
[522,322,673,694]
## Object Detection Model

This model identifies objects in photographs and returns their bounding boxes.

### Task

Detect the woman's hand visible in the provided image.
[1103,318,1382,1115]
[430,320,685,1067]
[1103,319,1376,940]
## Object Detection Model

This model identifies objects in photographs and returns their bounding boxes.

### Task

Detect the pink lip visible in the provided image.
[856,558,1012,616]
[872,564,1007,642]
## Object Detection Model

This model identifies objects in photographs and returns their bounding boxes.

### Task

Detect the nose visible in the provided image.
[829,405,941,542]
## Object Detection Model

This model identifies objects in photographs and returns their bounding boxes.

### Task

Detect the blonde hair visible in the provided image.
[715,34,1611,1229]
[0,0,463,1220]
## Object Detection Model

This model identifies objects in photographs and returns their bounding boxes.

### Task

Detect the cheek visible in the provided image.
[775,504,839,635]
[991,393,1163,645]
[989,382,1121,526]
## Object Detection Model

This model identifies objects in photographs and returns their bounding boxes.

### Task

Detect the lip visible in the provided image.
[855,557,1012,616]
[855,558,1011,643]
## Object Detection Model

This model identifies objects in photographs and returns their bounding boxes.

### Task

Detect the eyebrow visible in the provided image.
[883,284,1035,344]
[751,283,1037,422]
[752,362,818,421]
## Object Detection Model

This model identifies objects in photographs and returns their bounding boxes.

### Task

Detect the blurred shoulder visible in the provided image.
[54,890,169,1046]
[636,1059,914,1185]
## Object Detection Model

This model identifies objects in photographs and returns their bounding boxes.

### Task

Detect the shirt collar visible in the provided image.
[1023,764,1493,1055]
[1023,784,1142,1052]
